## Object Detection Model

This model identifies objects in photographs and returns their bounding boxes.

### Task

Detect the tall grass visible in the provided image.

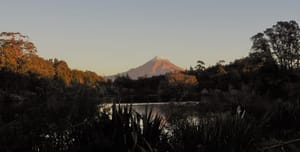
[111,104,167,151]
[170,113,259,152]
[24,101,300,152]
[262,100,300,139]
[69,103,167,152]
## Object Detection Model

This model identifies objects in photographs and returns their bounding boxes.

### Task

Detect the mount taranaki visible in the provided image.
[109,56,184,80]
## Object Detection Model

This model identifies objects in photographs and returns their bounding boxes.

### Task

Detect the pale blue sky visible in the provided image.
[0,0,299,75]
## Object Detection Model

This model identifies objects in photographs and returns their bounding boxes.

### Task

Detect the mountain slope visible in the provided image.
[112,56,184,79]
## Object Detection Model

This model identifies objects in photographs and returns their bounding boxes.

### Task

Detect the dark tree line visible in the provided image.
[111,73,198,102]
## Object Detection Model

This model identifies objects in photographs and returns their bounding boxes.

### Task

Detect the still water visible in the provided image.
[99,101,206,126]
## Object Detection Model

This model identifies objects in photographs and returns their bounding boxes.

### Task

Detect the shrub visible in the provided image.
[262,100,300,139]
[171,113,259,152]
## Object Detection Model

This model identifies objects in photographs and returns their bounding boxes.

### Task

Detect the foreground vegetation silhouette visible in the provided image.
[0,20,300,151]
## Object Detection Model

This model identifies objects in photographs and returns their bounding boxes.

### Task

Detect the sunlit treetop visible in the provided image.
[0,32,37,57]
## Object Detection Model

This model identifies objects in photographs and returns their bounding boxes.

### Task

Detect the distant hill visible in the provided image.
[109,56,184,80]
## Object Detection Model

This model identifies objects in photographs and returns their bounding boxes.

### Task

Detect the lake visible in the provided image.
[99,101,213,127]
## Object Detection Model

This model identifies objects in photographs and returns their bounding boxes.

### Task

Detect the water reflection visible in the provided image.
[99,102,203,127]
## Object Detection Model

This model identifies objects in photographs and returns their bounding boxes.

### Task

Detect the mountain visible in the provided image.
[110,56,184,80]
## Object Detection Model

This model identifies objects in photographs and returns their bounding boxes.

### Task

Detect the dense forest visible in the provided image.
[1,20,300,151]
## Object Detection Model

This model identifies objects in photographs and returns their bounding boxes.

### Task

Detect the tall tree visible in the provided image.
[250,20,300,70]
[0,32,37,71]
[195,60,205,72]
[53,59,72,84]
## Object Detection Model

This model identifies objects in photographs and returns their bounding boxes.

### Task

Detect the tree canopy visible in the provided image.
[0,32,37,71]
[0,32,103,85]
[250,20,300,70]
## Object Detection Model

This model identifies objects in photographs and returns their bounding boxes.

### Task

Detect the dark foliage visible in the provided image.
[1,20,300,151]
